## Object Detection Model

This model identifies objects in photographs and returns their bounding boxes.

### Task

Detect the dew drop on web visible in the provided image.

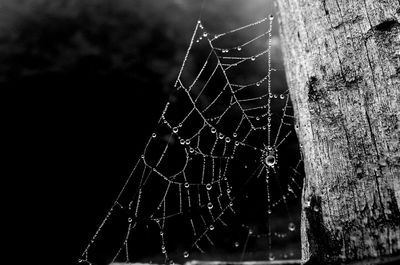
[265,155,276,167]
[269,253,275,261]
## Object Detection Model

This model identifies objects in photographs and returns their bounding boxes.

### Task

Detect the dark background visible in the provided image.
[1,1,297,264]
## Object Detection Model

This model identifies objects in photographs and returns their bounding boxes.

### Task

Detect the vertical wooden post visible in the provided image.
[276,1,400,263]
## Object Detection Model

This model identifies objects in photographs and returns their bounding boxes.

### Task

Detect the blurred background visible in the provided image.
[1,0,298,264]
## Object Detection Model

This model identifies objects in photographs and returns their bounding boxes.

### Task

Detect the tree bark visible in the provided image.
[276,0,400,264]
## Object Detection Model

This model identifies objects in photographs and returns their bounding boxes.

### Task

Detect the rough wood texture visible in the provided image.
[275,0,400,264]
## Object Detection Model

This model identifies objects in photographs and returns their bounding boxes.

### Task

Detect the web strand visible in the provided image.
[79,13,303,265]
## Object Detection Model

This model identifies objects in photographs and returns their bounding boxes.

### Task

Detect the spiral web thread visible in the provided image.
[79,14,303,265]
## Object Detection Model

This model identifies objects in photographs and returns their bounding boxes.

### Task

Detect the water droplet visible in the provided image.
[207,202,213,209]
[183,251,189,258]
[234,241,240,247]
[152,133,157,138]
[295,124,299,130]
[237,47,242,51]
[249,228,254,235]
[184,182,190,188]
[269,15,274,20]
[265,155,276,167]
[229,202,234,207]
[203,32,208,37]
[288,222,296,232]
[227,188,231,194]
[235,141,239,146]
[185,139,191,145]
[173,127,179,133]
[313,205,319,212]
[268,209,272,214]
[233,133,237,138]
[219,133,224,139]
[206,183,212,190]
[273,94,278,98]
[141,155,145,159]
[180,139,185,145]
[251,56,255,61]
[256,82,260,87]
[280,94,285,99]
[128,217,132,223]
[211,127,216,133]
[160,231,164,236]
[269,253,275,261]
[189,147,194,153]
[161,246,166,253]
[209,225,215,230]
[225,137,231,143]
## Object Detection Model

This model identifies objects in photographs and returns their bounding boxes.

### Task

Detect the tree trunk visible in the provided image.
[275,0,400,264]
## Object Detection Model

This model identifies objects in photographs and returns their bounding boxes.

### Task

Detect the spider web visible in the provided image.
[78,14,304,265]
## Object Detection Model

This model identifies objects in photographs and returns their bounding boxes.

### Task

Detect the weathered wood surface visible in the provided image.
[276,0,400,264]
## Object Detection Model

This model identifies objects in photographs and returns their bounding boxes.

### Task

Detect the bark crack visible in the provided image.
[362,0,374,29]
[364,108,387,219]
[321,0,346,79]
